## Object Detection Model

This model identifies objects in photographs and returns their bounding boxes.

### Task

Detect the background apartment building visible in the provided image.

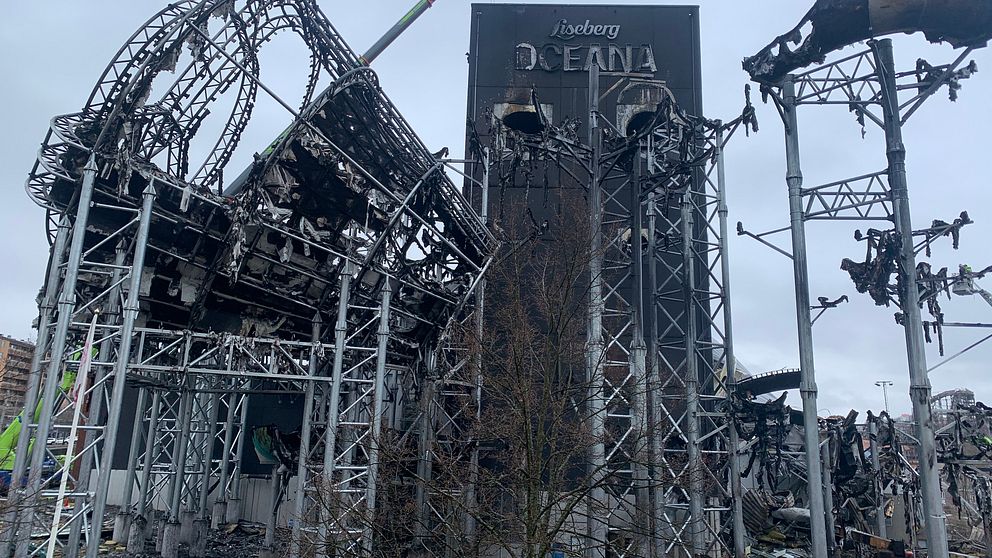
[0,335,34,428]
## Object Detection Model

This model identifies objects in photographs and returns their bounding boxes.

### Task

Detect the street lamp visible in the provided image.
[875,380,894,414]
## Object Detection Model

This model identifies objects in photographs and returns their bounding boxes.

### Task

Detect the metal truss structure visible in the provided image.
[2,2,492,558]
[482,67,754,558]
[933,392,992,555]
[745,35,985,558]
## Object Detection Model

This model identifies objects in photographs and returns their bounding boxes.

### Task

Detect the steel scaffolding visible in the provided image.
[2,3,492,558]
[747,37,982,558]
[483,68,752,557]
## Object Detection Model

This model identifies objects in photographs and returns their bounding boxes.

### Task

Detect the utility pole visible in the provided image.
[875,380,893,414]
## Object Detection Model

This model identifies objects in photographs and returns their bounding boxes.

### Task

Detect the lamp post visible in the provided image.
[875,381,894,414]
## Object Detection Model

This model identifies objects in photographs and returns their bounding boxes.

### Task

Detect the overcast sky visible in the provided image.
[1,1,989,417]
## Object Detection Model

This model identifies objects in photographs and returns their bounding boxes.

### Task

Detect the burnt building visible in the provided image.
[464,2,707,355]
[463,5,728,555]
[466,2,703,208]
[466,4,702,121]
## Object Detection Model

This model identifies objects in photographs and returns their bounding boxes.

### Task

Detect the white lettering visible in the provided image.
[550,18,622,41]
[516,43,537,71]
[563,45,582,71]
[635,45,657,73]
[517,43,655,74]
[608,44,633,73]
[584,44,608,72]
[540,44,562,71]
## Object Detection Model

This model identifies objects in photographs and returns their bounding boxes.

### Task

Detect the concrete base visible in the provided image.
[225,497,242,524]
[259,545,278,558]
[112,511,130,543]
[160,521,182,558]
[126,514,148,553]
[190,518,209,557]
[211,500,227,530]
[179,510,196,544]
[156,517,168,552]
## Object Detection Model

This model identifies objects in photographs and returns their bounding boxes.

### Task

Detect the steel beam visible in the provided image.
[682,194,705,557]
[716,126,748,558]
[13,155,100,558]
[586,63,608,558]
[86,181,158,558]
[871,38,949,558]
[781,77,830,558]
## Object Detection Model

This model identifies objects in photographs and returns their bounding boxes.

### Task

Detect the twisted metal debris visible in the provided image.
[4,1,492,557]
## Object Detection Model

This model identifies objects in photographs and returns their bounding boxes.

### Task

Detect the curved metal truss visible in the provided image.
[3,2,493,557]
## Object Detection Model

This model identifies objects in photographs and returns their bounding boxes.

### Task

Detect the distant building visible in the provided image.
[0,336,34,427]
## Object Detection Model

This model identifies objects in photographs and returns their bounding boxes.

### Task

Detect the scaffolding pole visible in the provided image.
[871,38,949,558]
[586,63,608,558]
[781,77,830,558]
[716,126,748,558]
[682,193,705,557]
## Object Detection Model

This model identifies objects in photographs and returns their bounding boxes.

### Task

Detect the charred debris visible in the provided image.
[3,0,992,557]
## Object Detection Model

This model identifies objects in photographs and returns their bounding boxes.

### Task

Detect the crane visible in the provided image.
[951,264,992,308]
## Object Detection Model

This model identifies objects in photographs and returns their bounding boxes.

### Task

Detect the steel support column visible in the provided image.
[291,315,323,557]
[869,419,888,538]
[716,126,747,558]
[114,387,149,542]
[319,266,352,557]
[226,389,250,525]
[361,281,392,553]
[586,63,608,558]
[85,180,157,558]
[646,185,667,558]
[162,387,194,558]
[871,38,949,558]
[682,195,705,557]
[781,77,829,558]
[821,436,837,557]
[13,155,100,558]
[129,389,162,551]
[0,215,69,558]
[630,143,651,554]
[213,390,239,529]
[464,147,490,548]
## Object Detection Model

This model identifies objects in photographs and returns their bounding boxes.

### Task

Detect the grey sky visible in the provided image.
[0,1,989,417]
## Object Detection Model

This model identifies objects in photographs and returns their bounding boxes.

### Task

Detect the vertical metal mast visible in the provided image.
[716,126,747,558]
[630,142,651,554]
[872,38,949,558]
[362,280,393,553]
[86,181,158,558]
[781,77,829,558]
[682,189,705,556]
[586,63,608,558]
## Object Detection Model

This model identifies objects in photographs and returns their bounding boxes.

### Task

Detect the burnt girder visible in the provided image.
[7,1,493,556]
[744,0,992,84]
[28,1,490,346]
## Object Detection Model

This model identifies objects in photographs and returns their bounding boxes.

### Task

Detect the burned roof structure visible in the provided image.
[6,1,493,556]
[744,0,992,84]
[6,0,992,557]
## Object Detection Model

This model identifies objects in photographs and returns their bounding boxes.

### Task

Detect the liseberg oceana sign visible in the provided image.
[515,18,657,74]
